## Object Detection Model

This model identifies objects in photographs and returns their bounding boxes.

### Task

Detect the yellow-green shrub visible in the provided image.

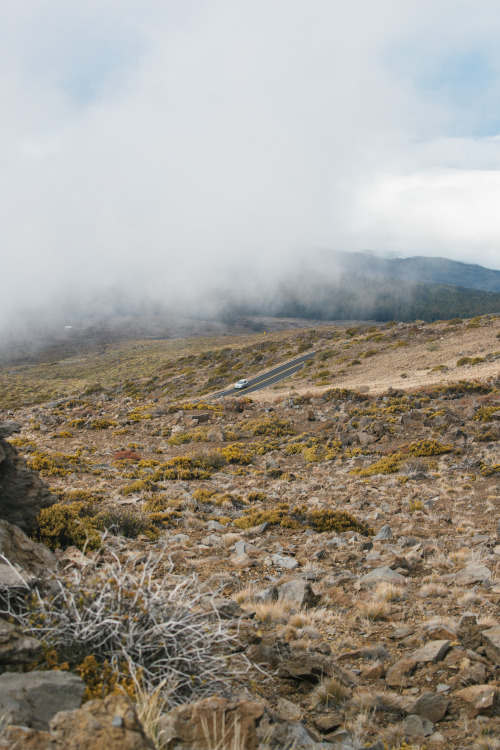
[77,655,137,702]
[220,443,254,464]
[36,502,100,551]
[244,415,295,437]
[407,439,454,456]
[89,419,117,430]
[234,503,300,530]
[28,451,82,477]
[305,509,373,535]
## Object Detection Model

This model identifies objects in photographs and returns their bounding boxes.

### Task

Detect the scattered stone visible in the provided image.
[0,520,56,582]
[481,626,500,664]
[49,693,153,749]
[207,520,225,531]
[403,714,434,738]
[0,670,85,730]
[159,695,265,750]
[360,566,406,587]
[254,586,278,603]
[0,429,55,534]
[0,420,21,438]
[313,712,343,733]
[207,427,225,442]
[214,598,248,619]
[411,640,451,664]
[408,692,449,723]
[0,618,42,664]
[271,553,299,570]
[374,525,393,541]
[277,579,320,608]
[361,662,385,681]
[200,534,224,547]
[264,721,329,749]
[444,562,491,585]
[230,552,254,568]
[276,697,303,721]
[385,657,417,688]
[457,614,482,650]
[454,684,498,716]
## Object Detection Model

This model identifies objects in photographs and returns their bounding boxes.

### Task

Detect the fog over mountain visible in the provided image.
[2,1,500,335]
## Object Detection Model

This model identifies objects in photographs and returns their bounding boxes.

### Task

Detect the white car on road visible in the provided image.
[234,379,249,389]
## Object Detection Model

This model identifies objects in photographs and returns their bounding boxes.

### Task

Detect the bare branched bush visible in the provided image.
[2,543,243,706]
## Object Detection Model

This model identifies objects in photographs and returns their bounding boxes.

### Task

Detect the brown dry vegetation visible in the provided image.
[1,312,500,748]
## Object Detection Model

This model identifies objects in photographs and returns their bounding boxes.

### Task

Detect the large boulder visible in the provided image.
[0,519,56,583]
[0,670,85,730]
[0,618,42,664]
[0,422,55,533]
[158,695,265,750]
[49,694,153,749]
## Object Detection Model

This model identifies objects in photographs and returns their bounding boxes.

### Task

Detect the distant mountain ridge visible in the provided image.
[218,251,500,323]
[318,250,500,293]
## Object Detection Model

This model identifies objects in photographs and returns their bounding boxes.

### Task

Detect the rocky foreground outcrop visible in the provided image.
[0,420,55,533]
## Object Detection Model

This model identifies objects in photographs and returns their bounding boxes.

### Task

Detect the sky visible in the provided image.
[2,0,500,328]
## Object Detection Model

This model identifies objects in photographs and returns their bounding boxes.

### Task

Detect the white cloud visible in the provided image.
[1,0,500,330]
[350,167,500,268]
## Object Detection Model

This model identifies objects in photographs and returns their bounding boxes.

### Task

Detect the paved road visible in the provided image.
[212,351,316,398]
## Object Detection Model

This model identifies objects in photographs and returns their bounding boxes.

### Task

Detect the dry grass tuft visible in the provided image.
[373,582,405,602]
[358,600,390,622]
[419,582,448,598]
[253,600,293,625]
[351,688,405,717]
[309,677,351,708]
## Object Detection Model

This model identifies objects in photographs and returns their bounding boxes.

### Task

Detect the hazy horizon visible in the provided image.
[2,1,500,334]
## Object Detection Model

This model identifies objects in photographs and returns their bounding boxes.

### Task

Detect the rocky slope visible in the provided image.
[0,314,499,749]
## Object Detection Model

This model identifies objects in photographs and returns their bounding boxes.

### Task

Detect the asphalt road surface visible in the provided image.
[213,351,316,398]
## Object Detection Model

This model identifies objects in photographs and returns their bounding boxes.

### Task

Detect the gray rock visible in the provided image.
[385,657,417,688]
[357,431,377,446]
[0,432,55,534]
[454,684,498,716]
[271,554,299,570]
[214,598,247,619]
[457,614,482,650]
[360,566,406,587]
[170,533,189,543]
[0,421,21,438]
[409,691,449,722]
[411,640,451,664]
[277,579,320,608]
[444,562,491,585]
[234,540,247,555]
[265,458,279,470]
[0,618,42,664]
[276,697,303,721]
[0,670,85,730]
[403,714,434,738]
[0,520,56,579]
[264,720,331,749]
[481,626,500,664]
[254,586,278,604]
[200,534,224,547]
[206,520,224,531]
[374,525,393,541]
[207,427,225,442]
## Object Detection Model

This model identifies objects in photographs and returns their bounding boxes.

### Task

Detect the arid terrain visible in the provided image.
[0,313,499,749]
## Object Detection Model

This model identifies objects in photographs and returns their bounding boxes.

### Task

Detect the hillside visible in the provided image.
[318,251,500,293]
[0,313,499,748]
